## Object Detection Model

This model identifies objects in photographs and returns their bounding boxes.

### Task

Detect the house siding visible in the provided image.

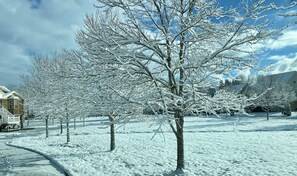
[2,100,8,109]
[6,98,24,115]
[0,87,24,116]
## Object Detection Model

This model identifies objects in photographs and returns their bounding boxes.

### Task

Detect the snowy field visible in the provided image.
[8,112,297,176]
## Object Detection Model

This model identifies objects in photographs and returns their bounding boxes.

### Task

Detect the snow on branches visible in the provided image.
[75,0,289,171]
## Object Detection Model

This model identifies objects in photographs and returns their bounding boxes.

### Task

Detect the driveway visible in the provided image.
[0,127,65,176]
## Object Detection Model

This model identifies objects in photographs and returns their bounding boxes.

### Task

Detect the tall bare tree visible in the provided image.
[79,52,148,151]
[20,57,57,138]
[76,0,287,172]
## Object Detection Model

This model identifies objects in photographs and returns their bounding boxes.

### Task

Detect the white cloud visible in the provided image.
[0,41,32,86]
[266,30,297,50]
[260,53,297,75]
[0,0,95,87]
[236,28,297,57]
[237,67,252,81]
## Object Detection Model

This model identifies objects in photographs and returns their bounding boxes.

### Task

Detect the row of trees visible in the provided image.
[19,0,296,173]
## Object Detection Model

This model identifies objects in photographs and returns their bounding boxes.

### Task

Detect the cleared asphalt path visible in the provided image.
[0,128,65,176]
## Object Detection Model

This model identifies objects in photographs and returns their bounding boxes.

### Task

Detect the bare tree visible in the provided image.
[20,53,87,143]
[252,75,297,120]
[48,52,90,143]
[68,50,146,151]
[279,0,297,18]
[20,57,56,138]
[76,0,287,172]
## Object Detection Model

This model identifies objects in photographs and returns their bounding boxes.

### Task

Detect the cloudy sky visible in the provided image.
[0,0,297,88]
[0,0,94,88]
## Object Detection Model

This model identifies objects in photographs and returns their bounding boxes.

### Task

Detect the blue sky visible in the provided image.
[0,0,296,88]
[0,0,94,88]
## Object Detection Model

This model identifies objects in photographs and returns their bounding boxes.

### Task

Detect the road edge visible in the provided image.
[5,142,72,176]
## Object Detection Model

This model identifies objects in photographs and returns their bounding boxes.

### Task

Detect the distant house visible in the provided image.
[253,71,297,111]
[264,71,297,91]
[265,71,297,111]
[0,86,24,116]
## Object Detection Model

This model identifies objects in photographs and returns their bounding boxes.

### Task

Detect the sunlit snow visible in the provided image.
[8,112,297,176]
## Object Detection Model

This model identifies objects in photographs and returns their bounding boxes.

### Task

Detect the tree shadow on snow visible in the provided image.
[241,124,297,132]
[163,169,191,176]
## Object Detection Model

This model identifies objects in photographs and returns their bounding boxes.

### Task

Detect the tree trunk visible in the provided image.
[45,116,49,138]
[20,115,24,129]
[83,117,85,127]
[109,115,115,151]
[52,118,55,125]
[74,118,76,130]
[175,110,185,171]
[60,118,63,134]
[262,106,270,121]
[66,115,70,143]
[175,2,185,171]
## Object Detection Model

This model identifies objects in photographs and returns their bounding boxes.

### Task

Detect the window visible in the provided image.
[9,100,13,109]
[15,101,19,109]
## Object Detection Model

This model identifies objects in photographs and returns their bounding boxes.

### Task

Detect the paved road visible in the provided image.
[0,127,65,176]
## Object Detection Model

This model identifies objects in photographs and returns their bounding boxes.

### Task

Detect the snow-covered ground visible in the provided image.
[9,112,297,176]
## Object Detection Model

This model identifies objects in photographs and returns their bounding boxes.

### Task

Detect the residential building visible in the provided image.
[0,86,24,116]
[251,71,297,112]
[264,71,297,111]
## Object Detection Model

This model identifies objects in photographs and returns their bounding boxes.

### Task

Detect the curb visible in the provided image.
[6,142,72,176]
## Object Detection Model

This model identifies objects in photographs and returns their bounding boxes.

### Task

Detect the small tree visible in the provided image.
[252,75,297,120]
[68,50,146,151]
[48,52,89,143]
[20,57,56,138]
[20,52,87,142]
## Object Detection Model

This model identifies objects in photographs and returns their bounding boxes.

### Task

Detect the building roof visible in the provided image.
[0,86,10,93]
[0,86,24,100]
[223,83,247,94]
[254,71,297,93]
[265,71,297,84]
